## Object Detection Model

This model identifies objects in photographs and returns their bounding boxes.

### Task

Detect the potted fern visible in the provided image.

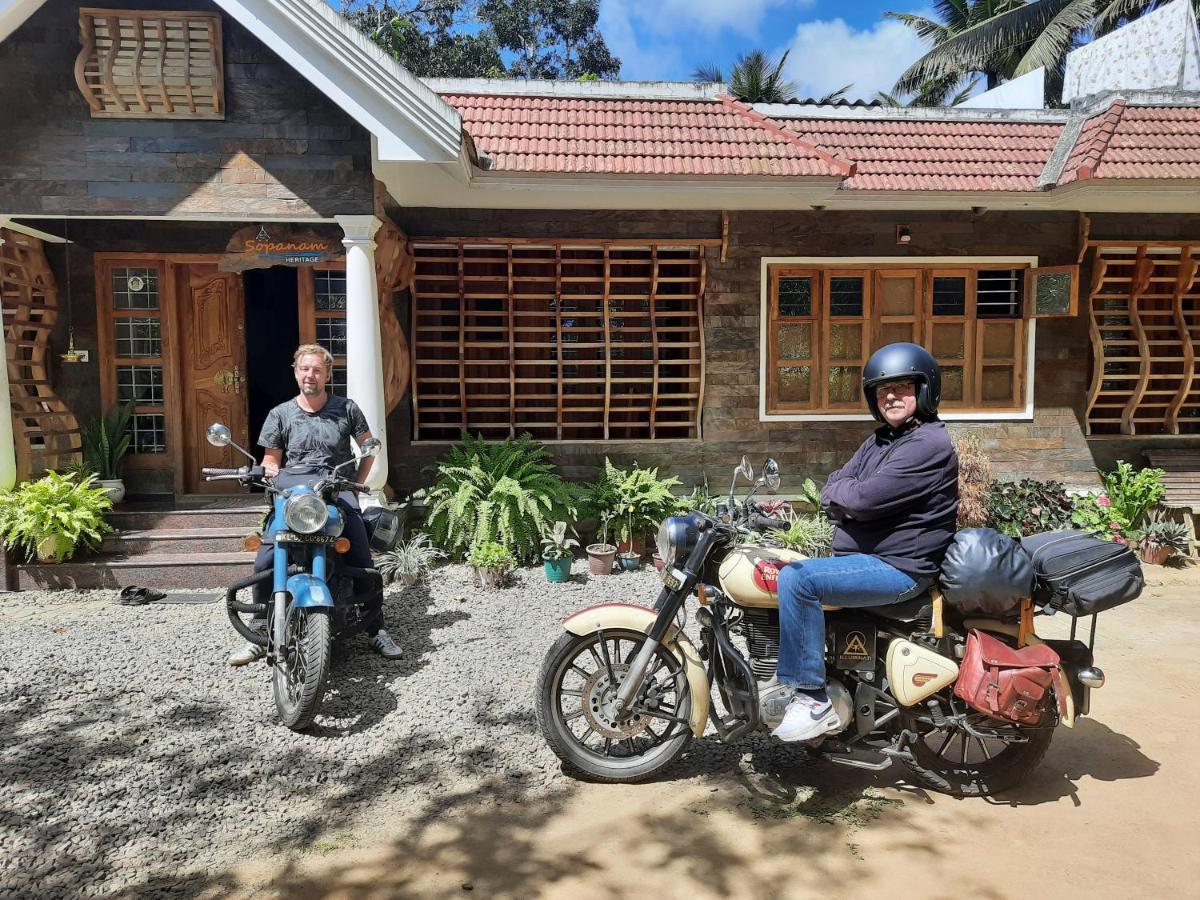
[376,533,446,586]
[468,541,515,589]
[541,521,578,583]
[80,401,133,503]
[611,461,681,556]
[0,471,113,563]
[616,508,641,571]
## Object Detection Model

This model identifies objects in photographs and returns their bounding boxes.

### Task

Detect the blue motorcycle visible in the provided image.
[203,423,396,730]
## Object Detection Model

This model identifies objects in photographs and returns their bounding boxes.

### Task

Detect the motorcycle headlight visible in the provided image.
[283,492,329,534]
[657,514,701,569]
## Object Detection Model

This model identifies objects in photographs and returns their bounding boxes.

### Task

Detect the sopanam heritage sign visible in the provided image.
[219,225,345,272]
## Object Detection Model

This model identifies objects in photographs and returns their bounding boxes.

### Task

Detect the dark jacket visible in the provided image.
[821,419,959,581]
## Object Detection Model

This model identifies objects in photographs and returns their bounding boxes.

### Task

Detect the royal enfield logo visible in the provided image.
[752,560,780,593]
[841,632,870,660]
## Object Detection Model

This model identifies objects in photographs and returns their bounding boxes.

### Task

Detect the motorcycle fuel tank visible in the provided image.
[717,545,807,608]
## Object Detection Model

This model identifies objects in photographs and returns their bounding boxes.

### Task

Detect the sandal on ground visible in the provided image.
[117,586,167,606]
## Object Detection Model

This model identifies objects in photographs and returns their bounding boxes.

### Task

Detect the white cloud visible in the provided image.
[780,16,930,101]
[648,0,816,37]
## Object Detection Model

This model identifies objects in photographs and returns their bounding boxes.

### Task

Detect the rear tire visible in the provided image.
[536,629,693,783]
[273,607,331,731]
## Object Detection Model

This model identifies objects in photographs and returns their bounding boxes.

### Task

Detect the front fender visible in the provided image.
[287,573,334,608]
[563,603,710,738]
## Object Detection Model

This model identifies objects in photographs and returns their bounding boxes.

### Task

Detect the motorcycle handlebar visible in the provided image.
[202,467,241,476]
[749,513,788,532]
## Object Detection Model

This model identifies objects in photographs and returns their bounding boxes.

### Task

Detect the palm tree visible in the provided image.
[876,79,979,107]
[691,49,798,103]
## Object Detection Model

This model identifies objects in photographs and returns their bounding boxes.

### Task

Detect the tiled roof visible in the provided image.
[778,117,1065,192]
[1060,102,1200,183]
[440,93,851,177]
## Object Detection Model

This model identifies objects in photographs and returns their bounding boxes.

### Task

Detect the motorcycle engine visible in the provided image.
[738,607,780,680]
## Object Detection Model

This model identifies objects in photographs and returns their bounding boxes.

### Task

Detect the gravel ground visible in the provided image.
[0,562,784,898]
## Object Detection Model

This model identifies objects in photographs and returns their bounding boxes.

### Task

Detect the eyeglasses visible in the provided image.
[874,380,916,399]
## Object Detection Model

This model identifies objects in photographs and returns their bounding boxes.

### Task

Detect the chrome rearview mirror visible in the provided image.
[763,458,781,493]
[360,437,382,458]
[736,455,754,482]
[206,423,232,447]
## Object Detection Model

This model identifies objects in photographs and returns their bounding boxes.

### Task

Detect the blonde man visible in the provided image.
[227,344,403,665]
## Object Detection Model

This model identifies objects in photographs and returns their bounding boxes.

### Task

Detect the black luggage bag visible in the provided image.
[1020,530,1144,616]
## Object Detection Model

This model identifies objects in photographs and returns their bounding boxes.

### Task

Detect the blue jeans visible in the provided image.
[776,554,916,690]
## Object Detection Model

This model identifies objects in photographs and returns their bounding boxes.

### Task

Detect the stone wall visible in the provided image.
[0,0,374,218]
[387,208,1107,495]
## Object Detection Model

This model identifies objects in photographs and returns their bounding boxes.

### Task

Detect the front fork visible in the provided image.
[613,526,720,714]
[269,539,327,663]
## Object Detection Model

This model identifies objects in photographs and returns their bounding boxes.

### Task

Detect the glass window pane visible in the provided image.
[1033,271,1073,315]
[982,323,1016,359]
[878,322,914,346]
[115,318,161,357]
[879,277,915,316]
[829,276,864,316]
[828,323,862,360]
[777,323,811,360]
[316,317,347,357]
[777,277,812,317]
[116,365,164,405]
[942,365,965,402]
[129,413,166,453]
[315,270,348,311]
[778,366,811,403]
[828,365,861,404]
[977,269,1023,318]
[329,366,346,395]
[981,366,1014,402]
[932,276,966,316]
[931,323,966,360]
[112,267,159,310]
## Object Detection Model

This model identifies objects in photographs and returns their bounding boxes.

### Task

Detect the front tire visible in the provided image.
[273,607,332,731]
[536,629,693,783]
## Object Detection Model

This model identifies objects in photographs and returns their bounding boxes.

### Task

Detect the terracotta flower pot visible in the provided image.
[586,543,616,576]
[1141,544,1173,566]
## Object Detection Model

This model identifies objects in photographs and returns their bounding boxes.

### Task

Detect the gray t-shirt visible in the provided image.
[258,394,370,471]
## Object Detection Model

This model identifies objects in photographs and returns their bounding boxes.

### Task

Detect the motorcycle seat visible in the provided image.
[822,592,933,622]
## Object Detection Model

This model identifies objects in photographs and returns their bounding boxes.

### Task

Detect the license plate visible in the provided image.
[274,532,336,544]
[662,568,684,591]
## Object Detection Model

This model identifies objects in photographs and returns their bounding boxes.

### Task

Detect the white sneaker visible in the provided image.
[758,677,797,729]
[227,642,266,667]
[772,691,843,742]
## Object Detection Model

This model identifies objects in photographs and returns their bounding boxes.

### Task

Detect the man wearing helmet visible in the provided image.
[226,343,404,666]
[768,342,960,742]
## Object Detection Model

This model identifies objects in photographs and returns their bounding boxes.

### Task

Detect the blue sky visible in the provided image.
[600,0,937,100]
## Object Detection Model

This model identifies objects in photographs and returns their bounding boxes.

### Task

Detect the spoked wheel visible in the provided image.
[536,628,693,783]
[273,606,332,731]
[900,692,1054,797]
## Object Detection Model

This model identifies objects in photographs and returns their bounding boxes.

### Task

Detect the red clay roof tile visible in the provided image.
[1061,103,1200,183]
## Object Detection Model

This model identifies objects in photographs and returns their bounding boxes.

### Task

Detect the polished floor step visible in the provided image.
[106,507,268,531]
[101,527,256,556]
[12,551,257,590]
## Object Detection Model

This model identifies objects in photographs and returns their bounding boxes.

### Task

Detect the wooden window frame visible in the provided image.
[298,265,349,395]
[762,259,1039,420]
[1025,264,1080,318]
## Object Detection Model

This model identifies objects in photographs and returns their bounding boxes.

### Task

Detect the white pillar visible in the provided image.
[0,223,17,490]
[336,214,388,501]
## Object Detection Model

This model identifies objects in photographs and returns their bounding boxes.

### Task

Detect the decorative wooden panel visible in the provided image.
[0,229,82,479]
[1085,243,1200,435]
[375,219,413,413]
[410,241,705,442]
[75,8,225,119]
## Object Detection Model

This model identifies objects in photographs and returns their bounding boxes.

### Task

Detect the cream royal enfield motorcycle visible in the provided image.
[536,457,1105,796]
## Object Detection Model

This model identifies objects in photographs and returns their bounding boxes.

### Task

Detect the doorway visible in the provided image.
[244,267,300,450]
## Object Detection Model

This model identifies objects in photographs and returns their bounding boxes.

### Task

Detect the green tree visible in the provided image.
[478,0,620,79]
[342,1,505,77]
[692,49,798,103]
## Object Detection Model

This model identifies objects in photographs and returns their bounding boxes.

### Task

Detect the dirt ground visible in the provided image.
[201,568,1198,900]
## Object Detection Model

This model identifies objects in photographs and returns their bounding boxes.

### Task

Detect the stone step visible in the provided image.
[107,507,268,531]
[101,527,255,556]
[13,550,257,591]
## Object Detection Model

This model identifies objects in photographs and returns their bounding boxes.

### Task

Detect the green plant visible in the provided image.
[768,514,835,558]
[80,401,133,481]
[540,521,579,560]
[467,540,515,571]
[985,478,1074,538]
[580,460,681,546]
[0,471,113,562]
[424,432,574,564]
[1098,461,1165,530]
[680,478,720,516]
[375,532,446,585]
[1070,492,1129,540]
[955,432,992,528]
[1140,517,1189,555]
[798,477,822,511]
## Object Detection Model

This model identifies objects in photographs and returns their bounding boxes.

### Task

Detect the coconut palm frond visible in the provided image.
[1014,0,1097,75]
[692,62,725,83]
[1092,0,1157,33]
[817,83,854,104]
[727,48,797,104]
[948,77,981,105]
[884,11,953,43]
[892,0,1091,96]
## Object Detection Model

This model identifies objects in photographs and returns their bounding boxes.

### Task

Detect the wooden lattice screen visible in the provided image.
[1085,242,1200,435]
[0,229,82,478]
[75,8,225,119]
[410,241,705,442]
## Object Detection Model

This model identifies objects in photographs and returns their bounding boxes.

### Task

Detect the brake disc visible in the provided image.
[580,663,652,740]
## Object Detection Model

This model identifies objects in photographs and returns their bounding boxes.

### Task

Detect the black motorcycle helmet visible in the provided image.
[362,505,401,553]
[861,342,942,425]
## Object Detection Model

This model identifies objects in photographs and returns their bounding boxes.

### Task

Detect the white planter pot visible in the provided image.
[98,478,125,504]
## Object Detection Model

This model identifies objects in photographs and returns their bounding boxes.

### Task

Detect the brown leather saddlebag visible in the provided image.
[954,629,1064,725]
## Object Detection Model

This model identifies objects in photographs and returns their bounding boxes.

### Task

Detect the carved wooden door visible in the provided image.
[179,263,248,494]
